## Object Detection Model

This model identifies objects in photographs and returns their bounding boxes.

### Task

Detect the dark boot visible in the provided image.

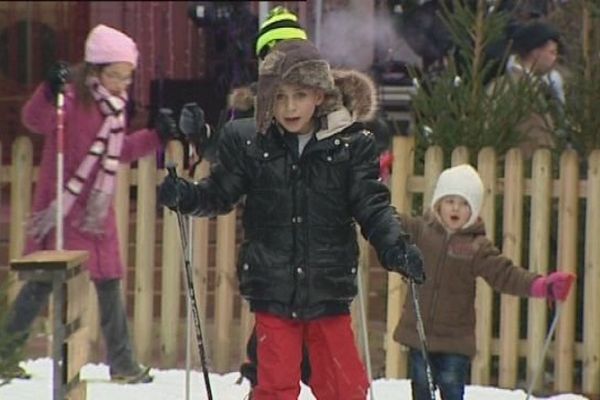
[95,279,153,384]
[110,365,153,384]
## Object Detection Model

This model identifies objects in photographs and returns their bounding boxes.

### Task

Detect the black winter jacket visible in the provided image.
[179,71,409,320]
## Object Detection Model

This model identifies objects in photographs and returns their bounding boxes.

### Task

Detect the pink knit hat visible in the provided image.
[85,24,139,67]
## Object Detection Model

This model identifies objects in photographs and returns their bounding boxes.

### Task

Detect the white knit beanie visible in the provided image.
[430,164,484,228]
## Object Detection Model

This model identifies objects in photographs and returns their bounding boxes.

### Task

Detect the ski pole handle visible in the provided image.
[166,162,178,178]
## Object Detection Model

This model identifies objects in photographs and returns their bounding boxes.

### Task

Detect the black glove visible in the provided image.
[46,61,70,98]
[179,102,210,152]
[382,243,426,284]
[158,173,193,211]
[155,108,178,143]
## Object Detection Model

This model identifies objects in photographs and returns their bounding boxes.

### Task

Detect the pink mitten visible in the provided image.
[530,272,575,301]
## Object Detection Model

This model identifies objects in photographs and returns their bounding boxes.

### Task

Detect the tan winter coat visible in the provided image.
[394,212,540,357]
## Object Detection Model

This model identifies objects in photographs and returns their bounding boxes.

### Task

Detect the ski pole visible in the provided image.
[410,280,436,400]
[525,304,563,400]
[166,163,214,400]
[185,214,193,400]
[55,90,65,250]
[357,270,375,400]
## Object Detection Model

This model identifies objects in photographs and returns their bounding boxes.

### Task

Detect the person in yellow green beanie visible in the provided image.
[255,6,308,60]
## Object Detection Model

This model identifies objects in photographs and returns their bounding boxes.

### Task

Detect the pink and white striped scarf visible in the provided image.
[29,77,127,240]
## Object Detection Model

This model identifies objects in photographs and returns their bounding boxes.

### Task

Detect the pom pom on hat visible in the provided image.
[85,24,139,67]
[255,6,308,60]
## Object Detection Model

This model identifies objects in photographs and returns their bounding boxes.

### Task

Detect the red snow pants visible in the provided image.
[253,312,369,400]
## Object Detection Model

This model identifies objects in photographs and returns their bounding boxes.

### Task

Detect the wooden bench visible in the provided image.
[10,250,90,400]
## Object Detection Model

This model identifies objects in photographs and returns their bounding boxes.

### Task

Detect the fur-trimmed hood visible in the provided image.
[315,69,377,139]
[256,39,377,136]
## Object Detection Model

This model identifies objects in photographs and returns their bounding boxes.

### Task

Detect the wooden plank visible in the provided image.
[498,148,524,388]
[471,147,497,385]
[114,164,131,301]
[66,270,90,326]
[8,137,33,300]
[422,146,443,209]
[191,160,211,366]
[213,210,237,372]
[160,142,184,367]
[133,155,157,363]
[555,149,579,392]
[526,149,552,391]
[66,381,86,400]
[583,150,600,394]
[11,250,89,271]
[385,135,414,378]
[451,146,469,166]
[351,233,371,359]
[239,301,254,366]
[66,326,90,384]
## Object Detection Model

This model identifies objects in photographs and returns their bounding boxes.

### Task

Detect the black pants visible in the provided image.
[4,279,139,374]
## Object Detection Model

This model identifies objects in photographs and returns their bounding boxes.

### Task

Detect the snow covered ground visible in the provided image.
[0,358,590,400]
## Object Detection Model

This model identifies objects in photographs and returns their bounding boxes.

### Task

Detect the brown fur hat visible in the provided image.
[256,39,335,134]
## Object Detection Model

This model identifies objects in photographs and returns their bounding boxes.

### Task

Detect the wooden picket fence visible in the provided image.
[1,135,599,396]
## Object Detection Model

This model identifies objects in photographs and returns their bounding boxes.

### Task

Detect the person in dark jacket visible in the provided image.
[179,7,314,391]
[158,38,425,399]
[180,83,314,390]
[394,164,575,400]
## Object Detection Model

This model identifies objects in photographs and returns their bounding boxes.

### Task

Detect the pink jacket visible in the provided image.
[21,83,162,281]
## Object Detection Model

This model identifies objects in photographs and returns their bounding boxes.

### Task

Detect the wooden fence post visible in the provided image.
[526,149,552,391]
[555,149,579,392]
[191,160,211,366]
[385,135,414,378]
[213,208,237,372]
[8,136,33,301]
[498,148,524,388]
[351,233,371,362]
[472,147,497,385]
[451,146,469,166]
[583,150,600,394]
[114,163,131,302]
[423,146,443,207]
[133,155,157,363]
[160,142,185,367]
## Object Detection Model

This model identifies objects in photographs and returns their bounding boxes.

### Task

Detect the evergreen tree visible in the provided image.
[550,0,600,156]
[0,280,25,386]
[409,0,555,160]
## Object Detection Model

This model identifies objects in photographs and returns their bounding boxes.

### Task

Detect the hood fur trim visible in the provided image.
[228,86,255,112]
[319,69,377,123]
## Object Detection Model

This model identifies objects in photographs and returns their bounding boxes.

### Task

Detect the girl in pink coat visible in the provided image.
[1,24,176,383]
